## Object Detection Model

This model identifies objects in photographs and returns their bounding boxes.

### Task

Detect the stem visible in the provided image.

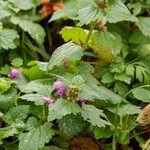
[142,139,150,150]
[84,23,95,49]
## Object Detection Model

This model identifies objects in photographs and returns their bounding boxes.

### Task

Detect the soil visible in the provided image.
[69,136,100,150]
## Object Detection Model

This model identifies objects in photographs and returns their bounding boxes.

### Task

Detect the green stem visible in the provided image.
[84,23,95,49]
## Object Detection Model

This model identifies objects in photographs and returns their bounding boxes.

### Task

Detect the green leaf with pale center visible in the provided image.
[10,16,45,45]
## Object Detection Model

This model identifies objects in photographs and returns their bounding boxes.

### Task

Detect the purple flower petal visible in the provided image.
[54,87,67,97]
[63,61,69,67]
[42,96,54,104]
[53,80,63,89]
[8,69,20,79]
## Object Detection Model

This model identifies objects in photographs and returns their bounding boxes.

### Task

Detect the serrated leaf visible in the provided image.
[0,29,19,50]
[80,83,123,104]
[132,88,150,102]
[126,64,135,76]
[8,0,35,10]
[101,73,114,84]
[10,16,45,45]
[19,120,54,150]
[0,5,11,20]
[49,0,78,22]
[106,0,137,23]
[4,105,30,125]
[91,31,120,63]
[114,73,131,84]
[81,104,110,127]
[48,42,83,70]
[78,5,104,25]
[57,114,87,136]
[136,17,150,37]
[0,121,26,141]
[48,99,81,121]
[59,26,87,43]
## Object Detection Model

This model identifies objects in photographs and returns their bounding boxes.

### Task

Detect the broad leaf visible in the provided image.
[60,26,87,43]
[10,16,45,45]
[78,5,104,25]
[48,42,83,70]
[106,0,137,23]
[136,17,150,37]
[91,31,121,63]
[19,118,54,150]
[48,99,82,121]
[81,104,110,127]
[8,0,35,10]
[132,88,150,102]
[4,105,30,125]
[0,29,19,50]
[57,114,87,136]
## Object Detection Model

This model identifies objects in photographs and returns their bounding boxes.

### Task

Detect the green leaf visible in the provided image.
[8,0,35,10]
[59,26,87,43]
[132,88,150,102]
[48,42,83,70]
[106,0,137,23]
[80,83,123,104]
[101,73,115,84]
[10,16,45,45]
[81,104,110,127]
[114,73,131,84]
[11,58,23,67]
[40,146,63,150]
[57,114,87,136]
[136,17,150,37]
[4,105,30,125]
[0,121,26,141]
[19,119,54,150]
[0,4,11,20]
[126,64,135,76]
[77,5,104,25]
[91,31,120,63]
[0,29,19,50]
[0,87,17,112]
[94,126,113,139]
[49,0,78,22]
[48,99,82,121]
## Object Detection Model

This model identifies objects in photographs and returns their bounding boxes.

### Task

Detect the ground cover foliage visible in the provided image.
[0,0,150,149]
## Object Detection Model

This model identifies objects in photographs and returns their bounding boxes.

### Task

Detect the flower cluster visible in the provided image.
[8,69,20,79]
[53,79,67,97]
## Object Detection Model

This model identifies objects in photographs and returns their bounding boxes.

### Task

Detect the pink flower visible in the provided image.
[8,69,20,79]
[53,80,63,89]
[42,96,54,104]
[63,60,69,67]
[54,87,67,97]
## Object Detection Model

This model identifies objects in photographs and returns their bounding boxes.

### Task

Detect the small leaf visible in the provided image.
[48,99,81,121]
[132,88,150,102]
[60,26,87,43]
[81,104,110,127]
[48,42,83,70]
[11,58,23,67]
